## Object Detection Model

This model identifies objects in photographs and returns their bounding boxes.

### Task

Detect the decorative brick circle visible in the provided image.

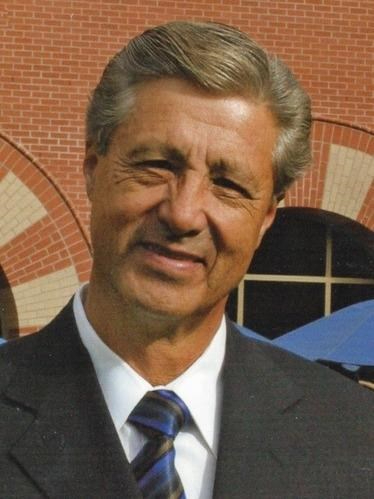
[0,133,91,337]
[285,119,374,231]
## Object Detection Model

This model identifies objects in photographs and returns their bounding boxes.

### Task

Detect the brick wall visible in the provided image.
[0,0,373,336]
[1,0,373,232]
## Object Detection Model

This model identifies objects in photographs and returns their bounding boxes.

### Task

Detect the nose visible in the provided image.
[157,171,208,237]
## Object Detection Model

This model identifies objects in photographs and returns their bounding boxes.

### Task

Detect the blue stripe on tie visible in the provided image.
[137,447,175,490]
[128,390,190,498]
[130,390,190,438]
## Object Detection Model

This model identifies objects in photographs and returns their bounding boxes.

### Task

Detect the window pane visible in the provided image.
[243,281,325,339]
[249,211,326,276]
[331,284,374,312]
[332,230,374,278]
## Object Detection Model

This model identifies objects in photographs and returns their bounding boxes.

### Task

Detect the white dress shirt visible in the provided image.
[73,286,226,499]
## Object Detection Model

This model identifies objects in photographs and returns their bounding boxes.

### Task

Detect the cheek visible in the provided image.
[91,190,162,253]
[211,218,258,277]
[213,209,269,278]
[230,238,257,273]
[89,195,127,255]
[112,184,166,219]
[217,205,265,250]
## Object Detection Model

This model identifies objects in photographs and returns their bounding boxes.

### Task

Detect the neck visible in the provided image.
[83,283,226,385]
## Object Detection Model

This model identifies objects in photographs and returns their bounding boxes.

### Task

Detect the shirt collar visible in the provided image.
[73,285,226,457]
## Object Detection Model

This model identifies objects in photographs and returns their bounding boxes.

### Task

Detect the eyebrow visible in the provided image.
[210,160,234,177]
[126,143,186,166]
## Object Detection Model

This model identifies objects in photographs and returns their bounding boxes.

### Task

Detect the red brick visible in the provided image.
[0,0,373,295]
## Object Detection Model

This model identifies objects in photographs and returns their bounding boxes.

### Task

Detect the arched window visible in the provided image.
[227,208,374,339]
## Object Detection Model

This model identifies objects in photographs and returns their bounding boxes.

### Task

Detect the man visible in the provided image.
[0,21,373,498]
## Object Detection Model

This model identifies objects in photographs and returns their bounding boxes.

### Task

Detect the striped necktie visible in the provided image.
[128,389,191,499]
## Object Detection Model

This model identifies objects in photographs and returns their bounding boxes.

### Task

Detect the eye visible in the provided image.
[213,177,252,199]
[138,160,173,171]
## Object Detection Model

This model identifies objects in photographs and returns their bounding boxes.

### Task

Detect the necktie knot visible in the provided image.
[128,389,190,440]
[128,390,190,498]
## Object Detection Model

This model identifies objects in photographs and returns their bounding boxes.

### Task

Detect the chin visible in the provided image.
[111,266,227,322]
[135,294,197,319]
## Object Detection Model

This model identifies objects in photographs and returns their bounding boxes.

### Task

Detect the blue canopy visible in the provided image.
[273,300,374,367]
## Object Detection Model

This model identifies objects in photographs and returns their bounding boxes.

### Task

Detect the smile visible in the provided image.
[140,242,205,264]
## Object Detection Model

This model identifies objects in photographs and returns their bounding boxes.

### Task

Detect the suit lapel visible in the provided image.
[3,303,142,499]
[3,307,305,497]
[213,322,303,498]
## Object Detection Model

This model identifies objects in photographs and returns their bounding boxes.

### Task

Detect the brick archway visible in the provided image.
[0,133,91,337]
[285,119,374,231]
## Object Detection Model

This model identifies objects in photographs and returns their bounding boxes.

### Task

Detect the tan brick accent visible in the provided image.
[285,121,374,230]
[0,266,80,333]
[0,136,92,286]
[0,136,91,336]
[0,171,47,246]
[322,145,374,220]
[357,182,374,228]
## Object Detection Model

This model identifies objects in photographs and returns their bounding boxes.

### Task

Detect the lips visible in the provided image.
[140,241,205,264]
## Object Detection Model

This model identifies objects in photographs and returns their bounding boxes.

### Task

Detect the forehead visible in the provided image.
[111,79,277,175]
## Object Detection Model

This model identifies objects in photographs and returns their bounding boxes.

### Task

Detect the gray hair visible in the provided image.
[86,21,311,199]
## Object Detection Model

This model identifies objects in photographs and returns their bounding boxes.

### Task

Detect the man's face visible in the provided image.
[85,79,277,320]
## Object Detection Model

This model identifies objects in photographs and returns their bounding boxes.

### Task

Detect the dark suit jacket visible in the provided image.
[0,301,373,498]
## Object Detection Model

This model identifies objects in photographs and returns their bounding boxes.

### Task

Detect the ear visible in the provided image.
[83,142,99,200]
[256,198,277,249]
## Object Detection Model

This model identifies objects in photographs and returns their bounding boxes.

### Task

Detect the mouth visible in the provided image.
[140,242,205,265]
